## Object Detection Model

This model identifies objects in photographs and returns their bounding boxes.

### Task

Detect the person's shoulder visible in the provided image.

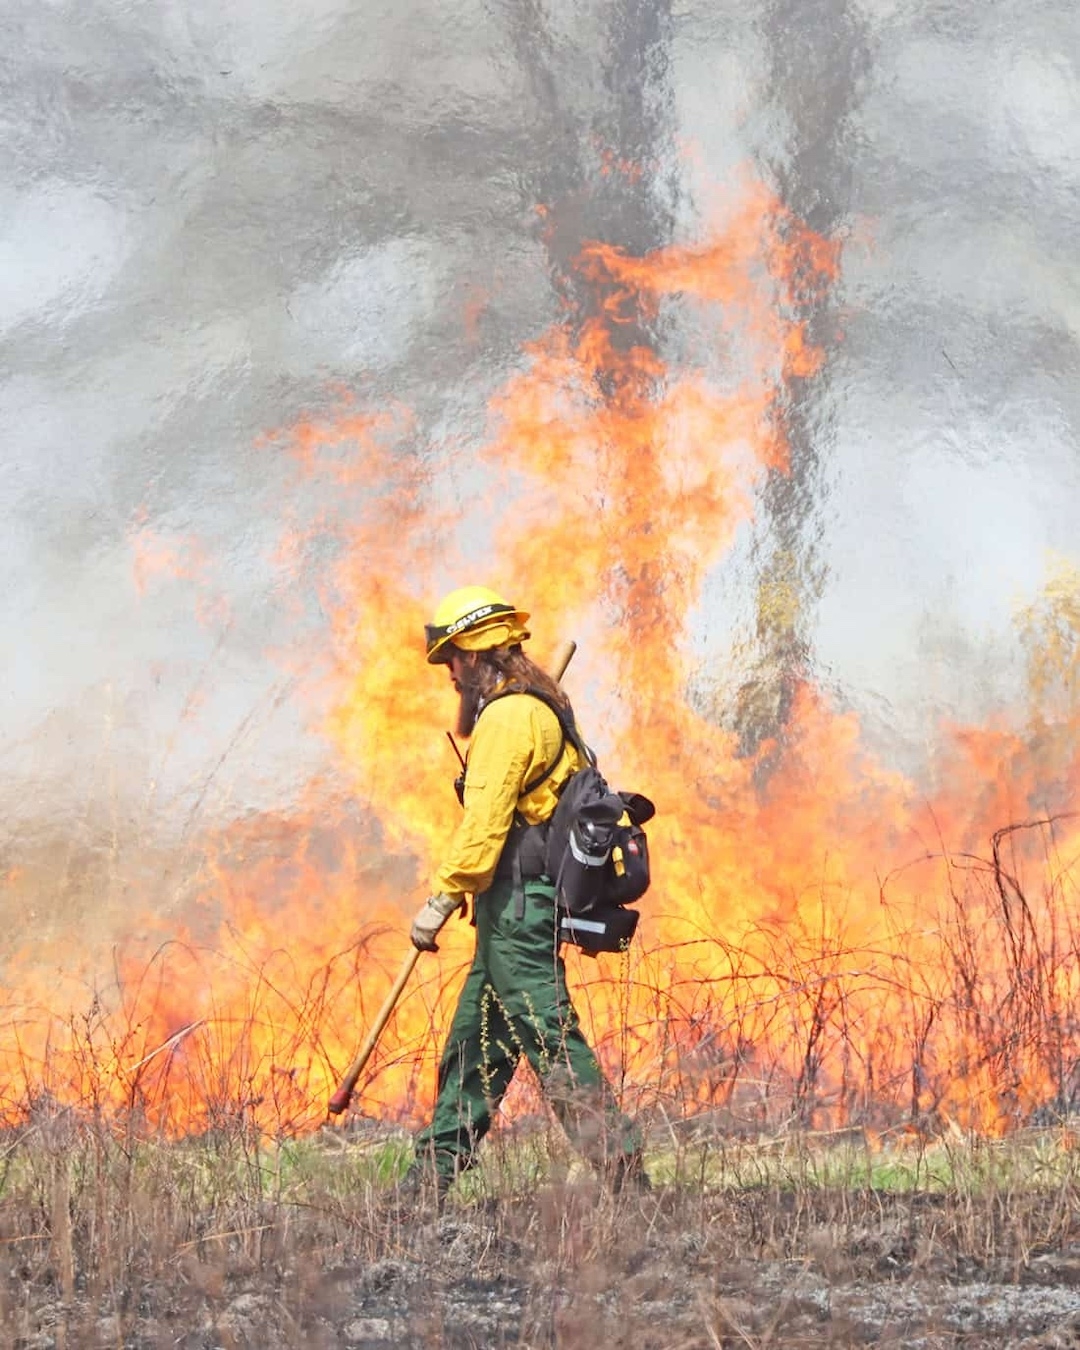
[480,689,561,729]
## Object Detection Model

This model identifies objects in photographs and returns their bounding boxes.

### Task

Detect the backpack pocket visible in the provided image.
[547,769,655,930]
[558,903,640,955]
[607,814,650,907]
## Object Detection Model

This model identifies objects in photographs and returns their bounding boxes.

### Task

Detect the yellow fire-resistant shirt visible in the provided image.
[433,690,586,899]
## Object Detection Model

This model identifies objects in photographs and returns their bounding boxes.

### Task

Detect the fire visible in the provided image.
[3,172,1080,1140]
[129,510,231,629]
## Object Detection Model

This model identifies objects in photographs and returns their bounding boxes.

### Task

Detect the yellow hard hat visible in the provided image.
[424,585,531,664]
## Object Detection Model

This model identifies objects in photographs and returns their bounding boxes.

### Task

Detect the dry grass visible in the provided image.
[4,815,1080,1344]
[1,1109,1080,1347]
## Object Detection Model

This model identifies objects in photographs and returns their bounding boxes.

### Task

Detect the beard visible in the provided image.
[454,668,483,738]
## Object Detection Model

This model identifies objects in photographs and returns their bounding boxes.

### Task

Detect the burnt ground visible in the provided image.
[6,1181,1080,1348]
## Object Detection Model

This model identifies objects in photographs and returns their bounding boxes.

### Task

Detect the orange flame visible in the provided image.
[4,174,1080,1140]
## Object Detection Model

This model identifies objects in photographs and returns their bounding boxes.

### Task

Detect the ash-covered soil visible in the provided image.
[7,1183,1080,1348]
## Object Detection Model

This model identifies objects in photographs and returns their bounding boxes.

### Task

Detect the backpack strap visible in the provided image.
[478,687,584,918]
[521,687,591,762]
[520,700,567,796]
[480,686,588,793]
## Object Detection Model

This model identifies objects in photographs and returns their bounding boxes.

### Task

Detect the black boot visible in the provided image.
[393,1163,452,1215]
[610,1153,652,1195]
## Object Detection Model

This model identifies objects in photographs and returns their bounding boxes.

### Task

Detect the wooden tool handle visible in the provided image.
[327,948,420,1114]
[550,639,577,681]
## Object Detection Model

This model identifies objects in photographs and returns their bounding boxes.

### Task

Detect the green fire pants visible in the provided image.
[414,873,640,1182]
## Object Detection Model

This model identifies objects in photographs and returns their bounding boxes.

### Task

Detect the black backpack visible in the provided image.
[474,687,655,954]
[543,763,655,955]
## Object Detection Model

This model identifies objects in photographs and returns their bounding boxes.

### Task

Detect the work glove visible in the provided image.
[410,892,466,952]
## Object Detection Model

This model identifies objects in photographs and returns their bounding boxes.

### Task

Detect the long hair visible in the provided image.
[475,645,572,714]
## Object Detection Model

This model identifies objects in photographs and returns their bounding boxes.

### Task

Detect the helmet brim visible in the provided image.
[426,615,531,664]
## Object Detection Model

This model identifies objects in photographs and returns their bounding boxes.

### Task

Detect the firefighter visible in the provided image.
[402,585,647,1204]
